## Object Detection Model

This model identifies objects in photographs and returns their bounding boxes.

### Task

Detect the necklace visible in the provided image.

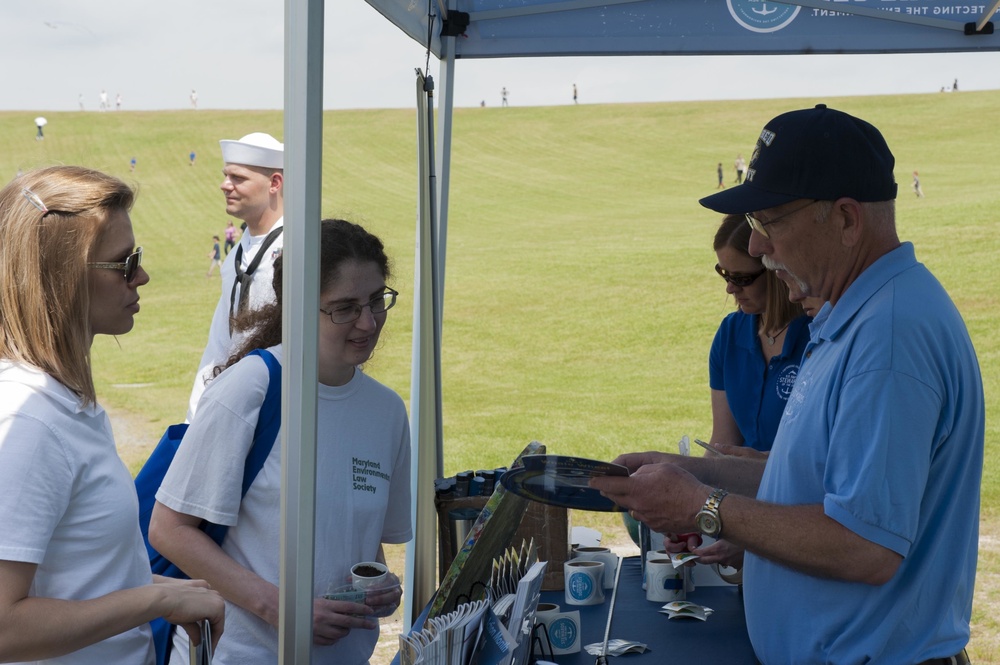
[761,322,791,346]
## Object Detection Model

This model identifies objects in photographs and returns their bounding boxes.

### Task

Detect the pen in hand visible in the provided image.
[693,439,724,456]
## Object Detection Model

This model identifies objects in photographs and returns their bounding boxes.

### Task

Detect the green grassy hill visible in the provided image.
[2,93,996,487]
[3,91,999,657]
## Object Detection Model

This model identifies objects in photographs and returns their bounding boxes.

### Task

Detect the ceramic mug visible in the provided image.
[563,560,605,606]
[645,556,685,603]
[572,546,618,589]
[351,561,388,590]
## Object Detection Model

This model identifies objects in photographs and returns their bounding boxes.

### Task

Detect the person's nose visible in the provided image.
[220,178,233,192]
[355,306,378,331]
[747,229,770,258]
[725,281,740,295]
[132,265,151,288]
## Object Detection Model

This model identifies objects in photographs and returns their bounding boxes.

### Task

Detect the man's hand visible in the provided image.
[591,461,710,536]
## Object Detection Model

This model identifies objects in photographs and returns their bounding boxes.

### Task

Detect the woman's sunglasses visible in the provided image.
[715,263,765,288]
[89,247,143,283]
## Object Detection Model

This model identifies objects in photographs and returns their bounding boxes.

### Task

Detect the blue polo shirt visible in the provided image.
[709,311,810,451]
[744,243,984,664]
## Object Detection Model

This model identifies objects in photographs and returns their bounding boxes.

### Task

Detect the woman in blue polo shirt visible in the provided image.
[708,214,812,452]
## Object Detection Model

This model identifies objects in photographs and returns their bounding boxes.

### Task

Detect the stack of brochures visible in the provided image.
[399,541,547,665]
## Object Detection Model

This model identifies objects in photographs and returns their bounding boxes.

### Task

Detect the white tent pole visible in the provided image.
[404,5,458,623]
[279,0,322,661]
[405,68,443,629]
[434,37,455,466]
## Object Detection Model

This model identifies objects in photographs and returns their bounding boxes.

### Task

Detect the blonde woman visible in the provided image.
[0,166,223,664]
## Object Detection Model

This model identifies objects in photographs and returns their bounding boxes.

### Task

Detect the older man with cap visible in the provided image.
[187,132,284,419]
[593,105,984,664]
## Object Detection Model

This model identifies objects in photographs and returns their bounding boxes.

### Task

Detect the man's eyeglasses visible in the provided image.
[320,288,398,324]
[715,264,765,288]
[745,199,820,239]
[89,248,143,283]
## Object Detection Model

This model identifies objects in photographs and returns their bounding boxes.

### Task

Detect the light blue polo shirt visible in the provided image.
[744,243,984,664]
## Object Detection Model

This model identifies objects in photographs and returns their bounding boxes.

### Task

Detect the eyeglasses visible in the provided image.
[320,288,398,324]
[715,263,766,288]
[745,199,820,239]
[88,247,143,283]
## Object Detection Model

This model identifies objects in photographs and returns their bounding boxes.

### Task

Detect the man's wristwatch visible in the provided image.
[695,488,729,538]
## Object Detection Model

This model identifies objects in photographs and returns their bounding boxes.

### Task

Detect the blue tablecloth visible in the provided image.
[537,556,757,664]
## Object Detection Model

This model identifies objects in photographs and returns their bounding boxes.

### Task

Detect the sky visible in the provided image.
[1,0,998,113]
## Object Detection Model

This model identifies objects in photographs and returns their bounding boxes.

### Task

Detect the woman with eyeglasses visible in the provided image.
[708,213,814,454]
[150,219,412,665]
[0,166,224,663]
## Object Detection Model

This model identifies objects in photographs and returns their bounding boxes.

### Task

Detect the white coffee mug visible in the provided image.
[572,546,618,589]
[351,561,388,590]
[645,557,685,603]
[563,560,605,606]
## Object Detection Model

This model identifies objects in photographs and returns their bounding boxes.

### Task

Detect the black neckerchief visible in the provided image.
[229,225,284,332]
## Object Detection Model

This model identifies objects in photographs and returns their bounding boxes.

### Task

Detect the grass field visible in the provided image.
[1,90,997,660]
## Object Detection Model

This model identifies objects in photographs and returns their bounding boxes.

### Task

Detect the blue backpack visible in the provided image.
[134,348,281,664]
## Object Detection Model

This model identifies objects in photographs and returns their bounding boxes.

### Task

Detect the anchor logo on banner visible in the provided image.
[728,0,800,32]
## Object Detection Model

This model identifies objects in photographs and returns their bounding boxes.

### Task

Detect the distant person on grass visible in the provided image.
[186,132,284,420]
[0,166,223,663]
[223,220,238,254]
[716,162,725,189]
[734,153,746,184]
[206,235,221,277]
[594,105,984,665]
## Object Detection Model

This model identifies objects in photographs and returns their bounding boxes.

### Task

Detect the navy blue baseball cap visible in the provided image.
[700,104,897,214]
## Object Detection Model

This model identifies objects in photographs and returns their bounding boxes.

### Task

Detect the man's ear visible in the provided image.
[835,198,864,248]
[270,171,284,194]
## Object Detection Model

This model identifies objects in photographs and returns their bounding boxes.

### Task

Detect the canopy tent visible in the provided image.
[276,0,1000,658]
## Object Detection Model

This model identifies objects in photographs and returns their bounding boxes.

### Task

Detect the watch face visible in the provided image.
[697,511,720,536]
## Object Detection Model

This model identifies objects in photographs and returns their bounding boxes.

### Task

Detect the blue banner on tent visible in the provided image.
[369,0,1000,58]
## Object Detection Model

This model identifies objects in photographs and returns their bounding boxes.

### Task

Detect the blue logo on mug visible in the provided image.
[569,572,593,600]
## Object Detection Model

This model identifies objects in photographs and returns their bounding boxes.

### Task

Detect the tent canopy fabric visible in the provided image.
[366,0,1000,59]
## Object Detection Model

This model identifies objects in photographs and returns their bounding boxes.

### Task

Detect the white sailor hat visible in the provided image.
[219,132,284,169]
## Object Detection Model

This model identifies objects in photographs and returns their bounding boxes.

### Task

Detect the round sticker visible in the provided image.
[548,617,578,650]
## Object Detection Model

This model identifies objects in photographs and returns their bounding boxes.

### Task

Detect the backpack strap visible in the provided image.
[241,348,282,494]
[199,348,281,546]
